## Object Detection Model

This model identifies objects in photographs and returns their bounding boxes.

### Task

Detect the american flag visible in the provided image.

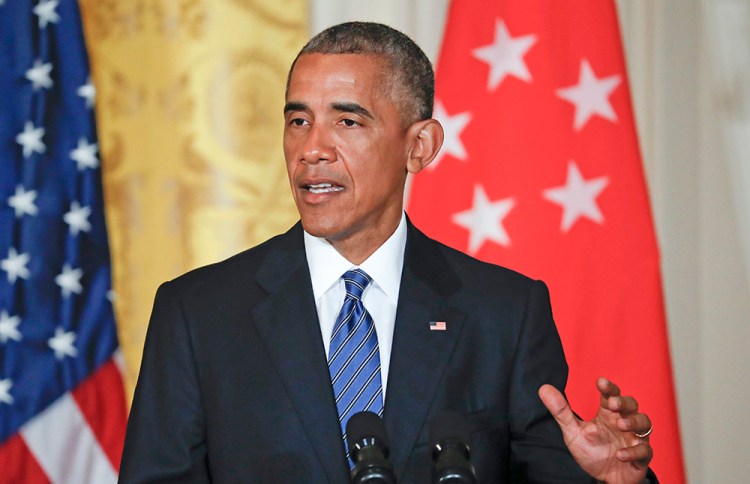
[0,1,127,482]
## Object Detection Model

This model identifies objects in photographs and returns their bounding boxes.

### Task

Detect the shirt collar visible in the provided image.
[304,212,407,305]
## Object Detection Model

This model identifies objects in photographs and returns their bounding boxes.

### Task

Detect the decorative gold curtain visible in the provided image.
[79,0,308,400]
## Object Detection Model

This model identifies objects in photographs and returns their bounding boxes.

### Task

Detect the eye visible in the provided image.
[289,117,308,126]
[340,118,360,127]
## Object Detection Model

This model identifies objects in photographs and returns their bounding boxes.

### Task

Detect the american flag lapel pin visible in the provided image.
[429,321,447,331]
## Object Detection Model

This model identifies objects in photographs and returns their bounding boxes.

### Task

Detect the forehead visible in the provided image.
[287,53,390,102]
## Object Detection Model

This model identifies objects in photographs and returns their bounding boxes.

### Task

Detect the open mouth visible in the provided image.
[306,183,344,194]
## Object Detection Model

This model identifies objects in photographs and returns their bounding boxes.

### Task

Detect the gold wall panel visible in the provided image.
[79,0,308,400]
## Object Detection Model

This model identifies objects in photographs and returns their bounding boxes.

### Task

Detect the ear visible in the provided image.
[405,119,444,174]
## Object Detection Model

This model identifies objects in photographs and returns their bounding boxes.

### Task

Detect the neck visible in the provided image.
[328,215,402,265]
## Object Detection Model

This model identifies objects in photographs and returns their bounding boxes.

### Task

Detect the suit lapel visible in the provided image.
[384,222,466,478]
[251,224,349,483]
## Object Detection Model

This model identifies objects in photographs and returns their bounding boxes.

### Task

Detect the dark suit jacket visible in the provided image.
[120,220,598,483]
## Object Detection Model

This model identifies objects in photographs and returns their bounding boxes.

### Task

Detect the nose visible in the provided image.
[300,124,336,164]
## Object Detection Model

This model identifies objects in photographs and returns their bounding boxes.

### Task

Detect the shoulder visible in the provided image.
[158,223,303,299]
[441,240,532,285]
[407,220,538,293]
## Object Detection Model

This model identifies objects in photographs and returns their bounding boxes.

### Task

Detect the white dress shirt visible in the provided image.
[303,212,406,400]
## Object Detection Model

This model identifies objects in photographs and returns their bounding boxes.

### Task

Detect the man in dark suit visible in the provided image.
[120,22,655,483]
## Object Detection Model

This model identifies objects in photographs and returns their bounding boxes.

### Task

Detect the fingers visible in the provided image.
[598,377,638,415]
[616,441,653,467]
[538,384,580,434]
[598,377,653,441]
[605,394,639,414]
[617,412,652,437]
[597,377,620,407]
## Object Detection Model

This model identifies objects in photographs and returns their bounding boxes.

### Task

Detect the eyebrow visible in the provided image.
[331,102,374,120]
[283,101,307,114]
[283,101,374,120]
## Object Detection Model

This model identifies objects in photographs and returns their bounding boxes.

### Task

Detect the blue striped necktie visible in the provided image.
[328,268,384,463]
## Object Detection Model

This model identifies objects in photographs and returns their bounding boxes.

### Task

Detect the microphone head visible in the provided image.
[430,410,471,448]
[346,411,390,459]
[430,410,477,483]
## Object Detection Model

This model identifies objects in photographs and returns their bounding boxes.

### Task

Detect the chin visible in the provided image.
[299,217,346,240]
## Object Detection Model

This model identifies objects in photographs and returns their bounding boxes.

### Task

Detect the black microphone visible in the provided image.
[430,410,477,484]
[346,411,397,484]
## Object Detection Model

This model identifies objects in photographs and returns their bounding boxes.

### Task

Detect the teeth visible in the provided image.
[307,183,343,194]
[309,186,343,194]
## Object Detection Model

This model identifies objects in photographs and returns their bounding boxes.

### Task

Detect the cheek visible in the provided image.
[284,161,301,197]
[283,128,304,157]
[283,156,294,178]
[282,136,295,162]
[283,137,299,172]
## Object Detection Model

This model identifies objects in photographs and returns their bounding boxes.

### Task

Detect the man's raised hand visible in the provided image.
[538,378,653,483]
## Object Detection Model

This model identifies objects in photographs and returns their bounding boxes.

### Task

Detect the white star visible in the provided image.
[0,378,14,405]
[430,100,472,171]
[106,290,116,302]
[0,310,22,344]
[77,78,96,109]
[452,184,515,254]
[63,201,92,235]
[543,161,609,232]
[55,264,83,298]
[25,59,53,90]
[33,0,60,29]
[8,185,39,218]
[1,248,31,283]
[16,122,46,159]
[69,138,99,171]
[48,327,78,360]
[472,19,537,91]
[556,59,622,131]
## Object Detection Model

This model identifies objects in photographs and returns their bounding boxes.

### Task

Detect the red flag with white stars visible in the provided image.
[407,1,685,482]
